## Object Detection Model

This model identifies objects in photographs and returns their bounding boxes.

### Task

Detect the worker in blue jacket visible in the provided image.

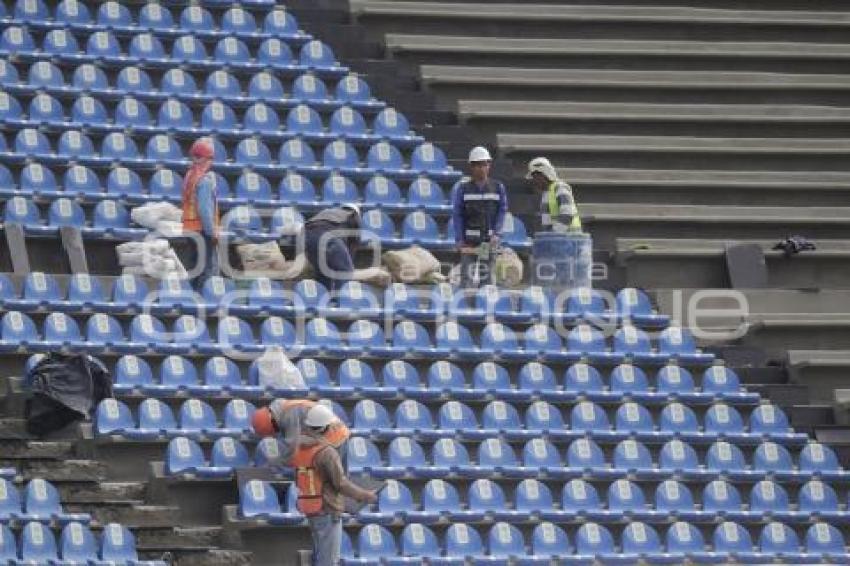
[452,146,508,288]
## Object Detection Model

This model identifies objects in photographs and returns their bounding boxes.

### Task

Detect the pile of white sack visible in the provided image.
[116,239,187,279]
[130,202,183,236]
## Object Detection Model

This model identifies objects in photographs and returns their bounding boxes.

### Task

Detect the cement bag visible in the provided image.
[254,347,305,390]
[155,220,184,237]
[130,202,182,230]
[352,267,392,287]
[116,239,169,256]
[278,253,313,280]
[382,245,441,283]
[494,247,523,287]
[237,242,286,273]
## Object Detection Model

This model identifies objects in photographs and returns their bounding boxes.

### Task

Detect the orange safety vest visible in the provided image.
[290,430,349,516]
[181,169,220,234]
[281,399,350,447]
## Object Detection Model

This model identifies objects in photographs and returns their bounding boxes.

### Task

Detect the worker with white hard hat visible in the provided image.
[301,204,362,294]
[527,156,581,233]
[452,146,508,288]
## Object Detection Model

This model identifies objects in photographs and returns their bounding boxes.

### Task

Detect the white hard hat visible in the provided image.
[341,203,361,218]
[468,146,492,163]
[526,157,558,182]
[305,404,336,428]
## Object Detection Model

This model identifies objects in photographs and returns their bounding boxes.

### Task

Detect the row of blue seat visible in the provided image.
[334,520,849,565]
[2,128,461,182]
[0,478,89,526]
[364,477,850,525]
[4,312,705,365]
[6,2,303,41]
[2,62,383,112]
[0,26,343,74]
[3,61,382,112]
[1,93,420,146]
[0,521,164,565]
[5,165,449,212]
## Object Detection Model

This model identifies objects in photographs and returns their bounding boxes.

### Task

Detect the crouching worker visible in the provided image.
[302,204,362,295]
[252,399,350,465]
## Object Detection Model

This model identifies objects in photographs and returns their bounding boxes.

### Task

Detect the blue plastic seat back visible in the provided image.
[180,6,213,31]
[0,90,19,122]
[478,438,518,468]
[616,288,653,317]
[798,480,838,513]
[474,362,511,391]
[622,522,662,555]
[374,107,410,138]
[704,403,744,434]
[411,143,448,172]
[702,366,741,395]
[481,322,519,352]
[65,165,100,195]
[211,437,250,468]
[158,99,193,130]
[243,102,280,133]
[130,314,167,344]
[24,478,61,517]
[519,363,557,393]
[357,524,397,559]
[279,173,317,204]
[0,274,14,304]
[257,37,294,67]
[240,480,281,517]
[57,130,95,160]
[379,480,414,514]
[615,402,654,433]
[567,287,607,315]
[60,521,98,562]
[114,355,152,388]
[395,400,433,431]
[659,403,699,433]
[279,139,317,168]
[571,401,609,432]
[610,364,649,393]
[488,522,525,558]
[15,0,48,21]
[101,523,139,562]
[234,138,271,166]
[575,523,614,556]
[222,8,257,37]
[15,128,51,156]
[43,29,80,57]
[436,322,475,351]
[438,401,477,432]
[445,524,484,558]
[749,404,790,435]
[361,209,395,240]
[353,399,391,430]
[567,324,606,354]
[323,139,359,169]
[205,71,240,100]
[306,318,342,349]
[401,211,440,241]
[388,437,426,468]
[515,479,554,513]
[0,478,21,517]
[381,360,420,389]
[200,277,235,309]
[759,522,799,555]
[218,316,256,348]
[613,439,653,471]
[806,523,845,555]
[432,438,471,468]
[97,1,131,27]
[655,480,695,513]
[292,73,328,101]
[659,326,697,355]
[93,200,130,230]
[348,437,382,470]
[658,439,699,471]
[713,521,753,554]
[300,40,336,68]
[161,68,199,97]
[260,317,296,348]
[566,439,605,470]
[400,523,440,558]
[525,401,564,432]
[799,442,840,473]
[172,35,207,63]
[44,312,82,343]
[408,178,446,208]
[286,104,323,134]
[614,325,652,355]
[115,97,152,129]
[367,141,404,171]
[215,37,250,65]
[28,61,62,89]
[524,324,562,353]
[666,521,705,555]
[2,26,35,53]
[2,311,38,343]
[428,361,466,390]
[173,315,211,345]
[249,72,285,101]
[96,399,135,434]
[254,437,286,467]
[222,205,262,233]
[222,399,255,433]
[138,398,177,432]
[21,521,58,563]
[702,481,742,514]
[421,479,460,512]
[167,436,205,474]
[129,33,166,61]
[101,132,140,161]
[392,321,432,352]
[482,400,521,431]
[112,275,149,307]
[23,271,61,303]
[750,480,789,514]
[293,279,328,311]
[532,522,570,557]
[331,106,367,137]
[523,438,562,469]
[264,8,299,34]
[607,479,645,512]
[57,0,92,25]
[706,441,747,473]
[86,31,120,59]
[753,442,793,473]
[564,363,604,393]
[657,365,695,394]
[247,277,285,308]
[139,2,173,29]
[116,67,154,95]
[468,479,506,512]
[323,174,360,205]
[72,64,108,91]
[179,399,217,432]
[270,207,305,236]
[337,74,372,103]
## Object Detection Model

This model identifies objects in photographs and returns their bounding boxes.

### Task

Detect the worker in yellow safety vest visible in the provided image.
[527,156,582,233]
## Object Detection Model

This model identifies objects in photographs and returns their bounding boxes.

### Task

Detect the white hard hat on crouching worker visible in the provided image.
[305,404,336,428]
[468,146,492,163]
[526,157,558,182]
[341,202,361,219]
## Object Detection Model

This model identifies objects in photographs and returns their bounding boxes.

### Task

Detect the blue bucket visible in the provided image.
[531,232,592,289]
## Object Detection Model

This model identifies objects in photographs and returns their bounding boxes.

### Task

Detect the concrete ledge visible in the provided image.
[585,203,850,223]
[617,237,850,258]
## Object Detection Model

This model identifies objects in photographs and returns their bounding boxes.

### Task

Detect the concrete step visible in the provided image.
[0,458,107,482]
[135,526,223,551]
[63,504,186,529]
[57,481,147,505]
[169,549,252,566]
[0,439,75,460]
[787,349,850,405]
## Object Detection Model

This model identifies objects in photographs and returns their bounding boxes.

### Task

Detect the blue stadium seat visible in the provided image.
[14,128,51,158]
[0,524,15,561]
[97,1,132,28]
[161,69,198,99]
[445,524,484,562]
[408,178,447,211]
[101,132,141,162]
[713,521,756,561]
[60,521,99,564]
[659,403,700,435]
[702,481,744,517]
[211,436,251,469]
[522,438,567,478]
[361,209,396,244]
[222,7,257,35]
[472,363,513,397]
[330,106,368,139]
[114,97,153,130]
[367,141,404,174]
[477,438,522,477]
[518,363,558,395]
[525,401,566,436]
[665,522,708,562]
[304,318,345,355]
[336,74,371,104]
[753,441,793,474]
[146,134,184,163]
[523,324,564,361]
[293,279,328,313]
[27,61,63,90]
[158,99,194,131]
[64,165,100,196]
[113,354,152,393]
[72,64,108,92]
[338,358,380,395]
[0,92,23,126]
[205,71,240,101]
[48,198,85,229]
[436,322,479,359]
[428,361,466,392]
[395,523,441,561]
[352,524,397,562]
[239,480,297,524]
[58,0,92,25]
[0,26,35,54]
[570,401,609,433]
[749,404,790,436]
[249,71,286,101]
[360,479,413,525]
[353,399,391,434]
[96,399,135,436]
[655,480,696,518]
[387,437,431,476]
[111,275,149,311]
[129,33,167,64]
[613,439,654,475]
[401,211,442,246]
[222,205,262,233]
[116,67,155,97]
[14,0,49,22]
[264,8,299,35]
[279,139,317,168]
[703,365,742,395]
[21,521,59,563]
[269,206,305,236]
[410,143,448,174]
[706,441,749,477]
[86,31,121,60]
[153,355,199,394]
[567,287,607,317]
[799,442,843,478]
[759,522,802,560]
[323,139,360,170]
[62,274,107,311]
[258,38,294,68]
[172,35,208,63]
[180,6,213,32]
[0,311,40,351]
[128,314,167,351]
[749,480,789,515]
[279,173,317,203]
[322,174,359,204]
[243,102,280,134]
[575,523,615,559]
[347,437,383,475]
[610,363,649,395]
[292,73,328,102]
[616,287,654,318]
[201,356,243,393]
[615,402,655,435]
[798,480,840,518]
[373,107,411,139]
[805,522,848,561]
[178,399,220,439]
[218,316,258,352]
[19,164,57,197]
[43,29,80,58]
[253,437,286,467]
[431,438,471,477]
[657,365,696,396]
[394,400,435,435]
[300,40,337,69]
[487,522,526,560]
[16,272,61,311]
[139,2,173,30]
[704,403,744,436]
[567,324,610,361]
[24,478,88,524]
[659,326,711,363]
[482,400,523,434]
[42,312,83,349]
[132,398,178,439]
[438,401,478,435]
[100,523,147,563]
[57,130,96,161]
[363,176,403,210]
[607,478,646,514]
[260,316,296,350]
[417,479,460,521]
[166,436,231,478]
[215,37,251,66]
[566,439,607,473]
[530,522,571,562]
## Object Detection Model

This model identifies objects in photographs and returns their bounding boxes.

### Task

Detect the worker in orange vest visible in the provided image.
[273,404,376,566]
[252,398,350,465]
[180,137,220,287]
